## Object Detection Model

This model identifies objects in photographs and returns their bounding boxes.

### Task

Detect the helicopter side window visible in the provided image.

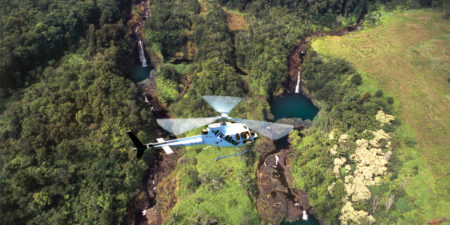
[241,132,251,140]
[235,133,241,140]
[241,132,252,143]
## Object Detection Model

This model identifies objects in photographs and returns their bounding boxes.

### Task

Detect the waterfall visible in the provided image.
[302,210,308,221]
[138,40,148,67]
[295,66,301,93]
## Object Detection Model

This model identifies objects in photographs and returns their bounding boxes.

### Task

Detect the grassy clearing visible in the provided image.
[161,125,259,224]
[312,9,449,220]
[223,8,249,31]
[168,144,259,224]
[198,0,249,31]
[173,63,191,75]
[198,0,211,16]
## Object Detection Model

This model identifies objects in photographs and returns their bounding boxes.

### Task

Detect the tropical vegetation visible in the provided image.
[0,0,447,224]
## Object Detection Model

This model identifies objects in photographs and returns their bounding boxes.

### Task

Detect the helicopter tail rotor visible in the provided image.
[127,131,147,159]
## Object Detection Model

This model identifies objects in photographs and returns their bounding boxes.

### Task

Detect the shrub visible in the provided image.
[405,137,417,147]
[375,90,384,97]
[351,74,363,85]
[387,97,394,104]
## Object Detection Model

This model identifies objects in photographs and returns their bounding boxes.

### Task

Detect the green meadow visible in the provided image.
[312,9,450,221]
[164,144,260,224]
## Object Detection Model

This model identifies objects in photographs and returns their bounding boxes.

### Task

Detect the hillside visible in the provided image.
[1,0,448,224]
[312,9,449,222]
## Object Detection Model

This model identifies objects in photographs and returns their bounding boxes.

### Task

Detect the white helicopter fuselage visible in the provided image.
[150,122,257,150]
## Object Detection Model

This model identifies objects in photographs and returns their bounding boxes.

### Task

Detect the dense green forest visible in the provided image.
[0,0,447,224]
[0,0,153,224]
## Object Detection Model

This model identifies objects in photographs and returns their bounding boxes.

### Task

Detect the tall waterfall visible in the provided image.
[302,210,309,221]
[295,66,301,93]
[138,40,148,67]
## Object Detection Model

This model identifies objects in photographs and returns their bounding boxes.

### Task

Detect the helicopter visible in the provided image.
[127,96,293,160]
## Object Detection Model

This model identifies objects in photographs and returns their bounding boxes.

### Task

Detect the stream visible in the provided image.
[254,33,321,225]
[125,2,178,225]
[130,1,152,83]
[258,15,365,224]
[263,16,365,225]
[255,94,319,224]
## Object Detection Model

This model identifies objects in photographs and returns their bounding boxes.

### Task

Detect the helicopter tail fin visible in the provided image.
[156,138,174,154]
[127,131,147,159]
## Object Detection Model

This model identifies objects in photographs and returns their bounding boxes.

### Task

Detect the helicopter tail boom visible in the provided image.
[127,131,147,159]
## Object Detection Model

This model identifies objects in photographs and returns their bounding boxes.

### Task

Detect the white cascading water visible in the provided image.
[138,40,148,67]
[302,210,308,221]
[295,66,301,93]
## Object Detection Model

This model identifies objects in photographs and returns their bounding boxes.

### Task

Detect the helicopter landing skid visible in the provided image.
[216,147,248,161]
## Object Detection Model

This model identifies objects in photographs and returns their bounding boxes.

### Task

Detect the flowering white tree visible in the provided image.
[375,110,395,125]
[329,112,395,224]
[340,202,375,224]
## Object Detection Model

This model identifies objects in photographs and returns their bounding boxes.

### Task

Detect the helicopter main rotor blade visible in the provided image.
[230,118,293,140]
[202,96,242,115]
[156,117,218,135]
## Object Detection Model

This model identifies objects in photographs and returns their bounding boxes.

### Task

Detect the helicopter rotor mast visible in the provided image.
[202,95,241,123]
